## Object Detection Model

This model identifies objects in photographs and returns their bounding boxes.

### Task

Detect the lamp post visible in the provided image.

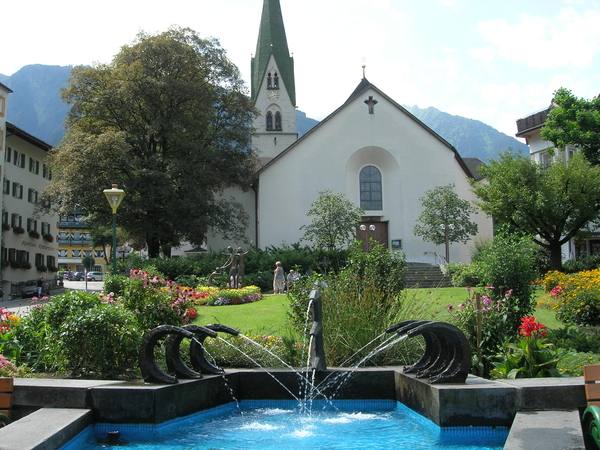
[440,224,454,264]
[103,184,126,274]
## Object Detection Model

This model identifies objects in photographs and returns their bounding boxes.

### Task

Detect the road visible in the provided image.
[1,279,105,315]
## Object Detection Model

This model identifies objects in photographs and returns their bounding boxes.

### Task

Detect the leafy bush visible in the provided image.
[546,326,600,354]
[477,228,538,330]
[444,262,481,287]
[447,287,514,377]
[104,274,129,297]
[563,254,600,273]
[16,291,141,378]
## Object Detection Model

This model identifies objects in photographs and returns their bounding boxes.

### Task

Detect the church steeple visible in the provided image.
[251,0,295,107]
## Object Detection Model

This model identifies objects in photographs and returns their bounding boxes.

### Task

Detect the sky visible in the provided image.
[3,0,600,138]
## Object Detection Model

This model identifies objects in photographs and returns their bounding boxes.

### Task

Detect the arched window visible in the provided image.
[360,165,382,210]
[267,72,272,88]
[266,111,273,130]
[273,72,279,88]
[275,112,282,130]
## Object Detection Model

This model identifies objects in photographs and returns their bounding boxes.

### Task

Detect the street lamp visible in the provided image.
[103,184,126,274]
[440,224,454,264]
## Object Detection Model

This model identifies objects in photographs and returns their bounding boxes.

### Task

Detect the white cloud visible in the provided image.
[474,7,600,69]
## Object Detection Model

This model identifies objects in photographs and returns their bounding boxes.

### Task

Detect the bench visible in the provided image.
[0,377,13,427]
[582,365,600,449]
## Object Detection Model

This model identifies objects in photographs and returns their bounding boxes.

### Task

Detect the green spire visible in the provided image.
[251,0,295,106]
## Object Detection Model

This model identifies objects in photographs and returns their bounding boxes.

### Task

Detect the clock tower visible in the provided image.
[251,0,298,162]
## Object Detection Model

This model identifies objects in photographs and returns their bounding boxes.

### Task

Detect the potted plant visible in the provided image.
[2,223,9,232]
[12,226,24,235]
[43,233,54,243]
[29,230,41,239]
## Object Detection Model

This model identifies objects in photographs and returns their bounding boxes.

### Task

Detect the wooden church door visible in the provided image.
[356,221,388,252]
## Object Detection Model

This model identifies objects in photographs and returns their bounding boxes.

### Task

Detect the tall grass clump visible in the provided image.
[289,243,428,367]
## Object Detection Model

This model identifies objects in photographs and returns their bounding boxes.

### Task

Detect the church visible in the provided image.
[206,0,493,264]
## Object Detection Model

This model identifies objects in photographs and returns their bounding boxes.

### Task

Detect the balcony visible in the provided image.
[516,108,550,137]
[58,239,92,246]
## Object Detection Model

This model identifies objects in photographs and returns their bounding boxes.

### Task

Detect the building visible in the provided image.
[207,0,493,263]
[516,104,596,260]
[56,211,106,274]
[1,120,58,299]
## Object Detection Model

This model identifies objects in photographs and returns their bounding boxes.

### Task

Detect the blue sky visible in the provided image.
[3,0,600,138]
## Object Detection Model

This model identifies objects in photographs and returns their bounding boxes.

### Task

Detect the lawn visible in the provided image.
[195,287,560,336]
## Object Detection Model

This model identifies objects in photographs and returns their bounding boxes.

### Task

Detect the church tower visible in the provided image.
[251,0,297,162]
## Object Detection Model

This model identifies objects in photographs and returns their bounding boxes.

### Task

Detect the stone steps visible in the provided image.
[405,263,453,288]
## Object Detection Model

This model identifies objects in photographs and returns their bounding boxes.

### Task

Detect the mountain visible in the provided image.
[1,64,72,145]
[1,64,526,161]
[404,105,527,161]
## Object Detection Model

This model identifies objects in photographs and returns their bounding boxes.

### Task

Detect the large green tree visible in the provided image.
[470,152,600,271]
[301,190,364,251]
[541,87,600,165]
[413,184,478,263]
[42,27,258,257]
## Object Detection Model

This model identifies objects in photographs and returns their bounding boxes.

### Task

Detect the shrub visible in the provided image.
[104,274,129,297]
[546,326,600,354]
[444,262,481,287]
[477,228,538,330]
[447,287,514,377]
[16,291,141,377]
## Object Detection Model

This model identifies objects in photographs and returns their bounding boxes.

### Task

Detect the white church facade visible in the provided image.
[206,0,493,264]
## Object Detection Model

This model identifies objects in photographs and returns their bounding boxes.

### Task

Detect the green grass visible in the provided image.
[196,294,293,337]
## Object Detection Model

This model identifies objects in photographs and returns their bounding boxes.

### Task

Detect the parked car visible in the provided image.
[69,272,84,281]
[87,272,104,281]
[20,279,50,298]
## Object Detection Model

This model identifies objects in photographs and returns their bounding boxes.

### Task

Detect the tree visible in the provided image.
[541,87,600,165]
[413,184,478,263]
[42,27,258,257]
[470,152,600,271]
[301,190,363,251]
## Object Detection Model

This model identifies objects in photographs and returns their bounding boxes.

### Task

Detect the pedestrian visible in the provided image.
[286,269,297,292]
[36,277,44,296]
[273,261,285,294]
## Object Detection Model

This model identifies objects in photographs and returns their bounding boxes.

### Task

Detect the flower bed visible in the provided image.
[539,269,600,326]
[195,285,262,306]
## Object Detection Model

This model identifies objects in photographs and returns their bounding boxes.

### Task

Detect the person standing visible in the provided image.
[273,261,285,294]
[36,277,44,297]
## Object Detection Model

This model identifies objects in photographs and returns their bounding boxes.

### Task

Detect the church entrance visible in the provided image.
[356,220,388,252]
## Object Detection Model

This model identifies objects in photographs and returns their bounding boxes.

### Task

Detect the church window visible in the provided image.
[275,112,282,130]
[273,72,279,88]
[267,72,272,88]
[360,165,382,210]
[266,111,273,130]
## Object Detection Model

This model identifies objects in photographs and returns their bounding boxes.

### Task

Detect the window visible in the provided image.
[29,157,40,174]
[41,222,50,236]
[94,249,105,258]
[275,112,282,130]
[266,111,273,131]
[13,150,25,168]
[28,188,38,204]
[267,72,272,88]
[2,211,8,225]
[27,218,37,232]
[0,95,5,116]
[43,164,52,180]
[72,249,81,258]
[35,253,44,268]
[8,248,17,263]
[47,255,56,269]
[84,249,92,258]
[4,146,11,162]
[11,214,22,228]
[19,250,30,264]
[3,179,9,195]
[273,72,279,88]
[58,249,68,258]
[12,182,23,199]
[360,165,383,210]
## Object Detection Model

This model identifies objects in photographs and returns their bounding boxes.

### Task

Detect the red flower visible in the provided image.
[519,316,547,338]
[185,308,197,319]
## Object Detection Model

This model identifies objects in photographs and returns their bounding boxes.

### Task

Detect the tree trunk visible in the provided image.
[549,243,563,272]
[147,234,161,258]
